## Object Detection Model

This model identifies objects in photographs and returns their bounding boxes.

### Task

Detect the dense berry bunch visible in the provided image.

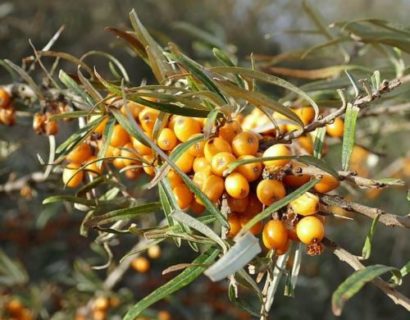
[60,97,344,256]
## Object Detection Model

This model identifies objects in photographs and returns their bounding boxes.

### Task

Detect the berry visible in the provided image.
[256,179,286,206]
[204,137,232,162]
[188,134,205,157]
[225,172,250,199]
[326,117,344,138]
[210,152,236,176]
[296,216,325,244]
[262,220,288,250]
[66,143,92,164]
[232,131,259,157]
[167,170,183,188]
[227,213,241,238]
[157,128,177,151]
[147,245,161,259]
[227,196,249,213]
[131,256,150,273]
[63,163,84,188]
[132,136,153,156]
[84,156,103,175]
[138,108,159,133]
[173,116,201,142]
[174,150,194,173]
[0,88,11,109]
[110,124,130,147]
[219,120,242,143]
[200,174,225,203]
[314,174,340,193]
[192,157,210,172]
[173,183,193,210]
[289,192,319,216]
[236,155,262,182]
[263,144,291,172]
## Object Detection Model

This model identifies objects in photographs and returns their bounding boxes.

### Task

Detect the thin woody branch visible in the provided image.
[323,238,410,312]
[321,195,410,228]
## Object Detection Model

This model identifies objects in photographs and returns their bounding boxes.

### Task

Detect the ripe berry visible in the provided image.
[262,219,288,250]
[142,154,156,176]
[200,174,225,203]
[227,196,249,213]
[326,117,344,138]
[296,134,313,154]
[204,137,232,162]
[256,179,286,206]
[263,144,292,172]
[124,168,142,180]
[314,174,340,193]
[173,116,201,142]
[227,213,241,238]
[190,201,205,215]
[173,183,193,210]
[63,163,84,188]
[66,143,92,164]
[45,119,58,136]
[219,120,242,143]
[110,124,130,147]
[188,134,205,157]
[283,174,311,187]
[289,192,319,216]
[138,108,159,133]
[94,297,110,311]
[193,167,212,188]
[174,150,194,173]
[131,256,150,273]
[286,106,315,132]
[147,245,161,259]
[84,156,103,175]
[121,143,140,167]
[0,88,10,109]
[193,157,210,172]
[239,214,262,235]
[167,170,183,188]
[296,216,325,244]
[121,101,143,118]
[92,116,109,135]
[237,155,262,182]
[157,128,177,151]
[132,136,153,156]
[246,194,263,216]
[0,108,16,126]
[210,152,236,176]
[224,172,250,199]
[232,131,259,157]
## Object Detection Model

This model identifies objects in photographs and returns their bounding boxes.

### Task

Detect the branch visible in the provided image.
[361,102,410,117]
[321,195,410,228]
[323,238,410,312]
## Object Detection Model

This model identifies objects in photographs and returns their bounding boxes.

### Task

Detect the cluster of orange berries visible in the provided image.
[0,87,16,126]
[75,296,120,320]
[130,244,162,273]
[61,97,343,255]
[2,299,33,320]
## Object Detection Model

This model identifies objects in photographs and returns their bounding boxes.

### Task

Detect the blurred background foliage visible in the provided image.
[0,0,410,319]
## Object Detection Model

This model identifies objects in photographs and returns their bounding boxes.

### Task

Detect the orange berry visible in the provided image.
[289,192,319,216]
[124,168,142,180]
[256,179,286,206]
[0,108,15,126]
[110,124,130,147]
[131,256,150,273]
[227,196,249,213]
[132,137,152,156]
[167,115,177,130]
[246,194,263,216]
[236,155,262,182]
[283,174,311,187]
[190,201,205,215]
[314,174,340,193]
[240,214,262,235]
[0,88,11,109]
[94,297,110,311]
[193,157,210,172]
[275,239,290,256]
[296,134,314,154]
[158,310,172,320]
[121,143,140,167]
[45,119,58,135]
[210,152,236,176]
[6,299,23,316]
[326,117,344,138]
[193,167,212,188]
[113,157,126,169]
[63,163,84,188]
[297,106,315,125]
[204,137,232,162]
[121,101,143,118]
[200,174,225,203]
[296,216,325,244]
[147,245,161,259]
[84,156,103,175]
[138,108,159,133]
[224,172,249,199]
[92,116,109,135]
[173,116,201,142]
[227,213,241,238]
[219,120,242,143]
[66,143,92,164]
[142,154,156,176]
[174,151,194,173]
[262,219,288,250]
[263,144,292,172]
[173,183,193,210]
[232,131,259,157]
[188,134,205,157]
[167,170,183,188]
[157,128,177,151]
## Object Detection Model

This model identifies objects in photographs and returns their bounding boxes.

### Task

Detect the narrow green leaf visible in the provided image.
[332,265,400,316]
[124,248,220,320]
[105,27,148,62]
[59,70,94,107]
[43,195,96,206]
[361,215,380,260]
[342,103,360,171]
[313,127,326,159]
[284,243,303,297]
[84,202,161,228]
[400,261,410,278]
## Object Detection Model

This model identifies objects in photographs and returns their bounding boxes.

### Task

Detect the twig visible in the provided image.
[0,171,46,193]
[324,238,410,312]
[321,195,410,228]
[361,102,410,117]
